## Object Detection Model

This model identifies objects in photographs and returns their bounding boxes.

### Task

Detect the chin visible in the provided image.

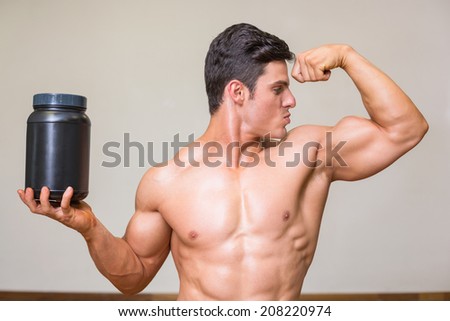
[264,128,287,140]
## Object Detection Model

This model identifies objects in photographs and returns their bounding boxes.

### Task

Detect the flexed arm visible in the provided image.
[291,45,428,181]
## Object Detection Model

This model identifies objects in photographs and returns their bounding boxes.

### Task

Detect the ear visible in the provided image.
[225,80,246,105]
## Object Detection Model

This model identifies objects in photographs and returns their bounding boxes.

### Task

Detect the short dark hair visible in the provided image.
[204,23,294,115]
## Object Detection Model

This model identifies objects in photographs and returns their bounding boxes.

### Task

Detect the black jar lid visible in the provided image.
[33,93,87,110]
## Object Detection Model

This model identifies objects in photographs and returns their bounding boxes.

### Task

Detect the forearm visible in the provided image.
[18,185,165,295]
[342,46,428,142]
[82,221,147,295]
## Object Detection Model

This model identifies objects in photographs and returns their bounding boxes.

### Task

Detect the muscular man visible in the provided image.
[18,23,428,300]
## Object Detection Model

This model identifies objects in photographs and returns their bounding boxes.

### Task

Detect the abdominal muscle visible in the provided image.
[171,216,313,301]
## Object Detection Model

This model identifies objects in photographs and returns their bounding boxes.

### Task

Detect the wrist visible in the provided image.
[339,44,356,70]
[80,215,99,242]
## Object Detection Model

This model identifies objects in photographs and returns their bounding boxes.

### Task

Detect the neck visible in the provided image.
[198,104,262,168]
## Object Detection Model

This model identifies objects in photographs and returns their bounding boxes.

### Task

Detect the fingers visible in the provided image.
[292,57,309,83]
[39,186,53,213]
[18,186,61,218]
[293,56,330,83]
[18,187,39,213]
[61,186,74,214]
[292,47,336,83]
[18,186,92,233]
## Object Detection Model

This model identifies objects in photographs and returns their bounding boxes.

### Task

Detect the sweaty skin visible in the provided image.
[18,45,428,300]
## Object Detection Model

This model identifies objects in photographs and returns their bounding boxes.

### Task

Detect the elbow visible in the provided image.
[115,282,146,296]
[420,117,429,138]
[405,116,429,148]
[387,115,429,150]
[119,288,141,296]
[109,273,149,296]
[412,116,429,144]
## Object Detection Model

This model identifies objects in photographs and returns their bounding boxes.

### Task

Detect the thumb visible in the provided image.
[321,69,332,81]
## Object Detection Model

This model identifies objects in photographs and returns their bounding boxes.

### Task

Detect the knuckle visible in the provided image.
[303,55,311,64]
[304,54,317,65]
[29,207,43,216]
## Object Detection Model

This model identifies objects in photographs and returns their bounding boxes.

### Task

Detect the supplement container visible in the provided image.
[25,93,90,202]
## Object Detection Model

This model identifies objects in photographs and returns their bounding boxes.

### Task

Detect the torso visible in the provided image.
[156,128,332,300]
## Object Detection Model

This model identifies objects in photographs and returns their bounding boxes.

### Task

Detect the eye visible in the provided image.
[273,87,283,95]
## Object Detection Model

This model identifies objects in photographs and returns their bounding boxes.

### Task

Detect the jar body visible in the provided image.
[25,94,90,202]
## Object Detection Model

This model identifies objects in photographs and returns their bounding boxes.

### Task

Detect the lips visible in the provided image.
[283,113,291,124]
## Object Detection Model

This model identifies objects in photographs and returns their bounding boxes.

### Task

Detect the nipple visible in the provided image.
[189,230,199,240]
[282,210,290,222]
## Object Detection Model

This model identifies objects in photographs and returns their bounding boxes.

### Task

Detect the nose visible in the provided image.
[283,89,296,109]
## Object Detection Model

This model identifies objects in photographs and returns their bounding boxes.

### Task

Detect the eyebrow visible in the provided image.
[270,80,290,87]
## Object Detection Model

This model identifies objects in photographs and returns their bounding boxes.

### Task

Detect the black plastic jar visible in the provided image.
[25,93,91,202]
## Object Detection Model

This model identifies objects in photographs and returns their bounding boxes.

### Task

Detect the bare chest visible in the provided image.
[160,166,312,248]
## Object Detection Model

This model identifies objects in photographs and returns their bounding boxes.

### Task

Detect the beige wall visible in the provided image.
[1,0,449,294]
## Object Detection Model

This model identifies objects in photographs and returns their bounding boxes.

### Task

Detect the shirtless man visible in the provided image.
[18,23,428,300]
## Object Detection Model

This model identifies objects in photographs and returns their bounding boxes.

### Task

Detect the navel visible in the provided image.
[282,210,290,222]
[188,230,199,240]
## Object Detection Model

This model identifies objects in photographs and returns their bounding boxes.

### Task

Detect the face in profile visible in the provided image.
[242,61,296,140]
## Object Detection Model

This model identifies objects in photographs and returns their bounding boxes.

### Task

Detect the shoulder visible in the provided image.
[284,124,330,146]
[139,143,196,185]
[136,143,198,209]
[135,163,179,212]
[280,125,334,175]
